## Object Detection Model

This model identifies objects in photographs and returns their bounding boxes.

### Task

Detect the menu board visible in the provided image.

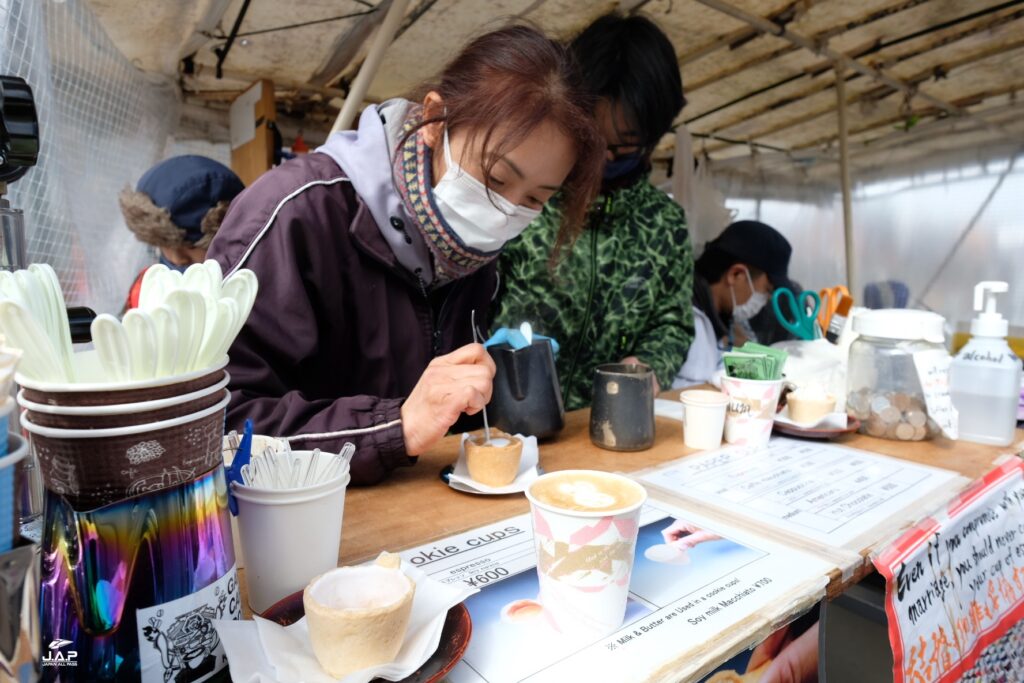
[637,438,963,549]
[398,499,831,683]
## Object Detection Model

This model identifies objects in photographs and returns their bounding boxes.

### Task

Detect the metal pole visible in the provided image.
[916,152,1021,306]
[330,0,410,134]
[835,65,855,292]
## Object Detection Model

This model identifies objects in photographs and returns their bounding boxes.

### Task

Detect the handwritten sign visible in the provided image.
[912,349,958,440]
[874,459,1024,683]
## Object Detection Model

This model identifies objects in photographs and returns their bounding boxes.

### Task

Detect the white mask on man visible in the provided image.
[431,128,541,253]
[730,267,769,321]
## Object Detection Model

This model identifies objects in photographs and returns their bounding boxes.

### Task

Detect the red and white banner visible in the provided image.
[874,458,1024,683]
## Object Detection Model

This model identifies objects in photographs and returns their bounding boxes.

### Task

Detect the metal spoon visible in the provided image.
[470,309,492,444]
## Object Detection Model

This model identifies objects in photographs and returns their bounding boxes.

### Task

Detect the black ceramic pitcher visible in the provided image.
[589,362,655,451]
[486,341,565,439]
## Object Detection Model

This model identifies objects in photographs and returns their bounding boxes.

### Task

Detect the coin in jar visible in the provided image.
[906,410,927,428]
[895,423,916,441]
[870,395,891,414]
[847,392,869,419]
[892,393,914,412]
[866,417,888,437]
[879,406,901,423]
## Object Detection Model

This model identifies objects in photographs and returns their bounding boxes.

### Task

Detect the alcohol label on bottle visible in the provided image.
[137,565,241,683]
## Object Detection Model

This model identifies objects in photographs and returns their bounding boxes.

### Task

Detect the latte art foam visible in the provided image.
[561,482,616,509]
[529,471,644,512]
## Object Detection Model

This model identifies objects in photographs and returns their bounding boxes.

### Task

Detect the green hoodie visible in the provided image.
[495,177,695,411]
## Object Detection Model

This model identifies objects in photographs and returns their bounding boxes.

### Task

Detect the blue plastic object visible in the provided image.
[484,327,560,355]
[0,465,13,552]
[0,434,26,553]
[226,419,254,516]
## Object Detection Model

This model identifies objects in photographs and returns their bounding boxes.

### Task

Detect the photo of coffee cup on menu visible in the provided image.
[525,470,647,641]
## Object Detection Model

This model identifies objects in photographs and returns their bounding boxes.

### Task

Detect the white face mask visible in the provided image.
[730,268,769,322]
[432,128,541,253]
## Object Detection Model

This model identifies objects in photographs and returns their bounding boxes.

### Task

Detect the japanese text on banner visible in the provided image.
[874,460,1024,683]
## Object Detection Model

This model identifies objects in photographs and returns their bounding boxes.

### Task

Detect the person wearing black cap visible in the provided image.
[673,220,794,387]
[119,155,245,309]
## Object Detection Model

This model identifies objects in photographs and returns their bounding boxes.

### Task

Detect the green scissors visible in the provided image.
[771,288,821,340]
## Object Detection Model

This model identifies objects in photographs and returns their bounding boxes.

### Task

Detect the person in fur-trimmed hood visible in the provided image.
[120,155,245,309]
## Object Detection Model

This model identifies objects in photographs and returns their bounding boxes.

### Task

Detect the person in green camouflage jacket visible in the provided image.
[495,13,694,410]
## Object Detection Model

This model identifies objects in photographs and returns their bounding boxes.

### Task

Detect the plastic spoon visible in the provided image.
[203,260,224,301]
[222,269,257,340]
[166,290,195,373]
[166,289,205,373]
[31,264,75,378]
[30,267,74,378]
[183,264,218,333]
[0,272,22,306]
[123,309,158,380]
[151,305,180,377]
[185,290,207,371]
[13,270,55,364]
[0,301,65,381]
[182,262,209,293]
[198,298,237,368]
[138,263,167,309]
[90,314,132,382]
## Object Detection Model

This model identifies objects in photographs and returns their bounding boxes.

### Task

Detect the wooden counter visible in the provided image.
[239,393,1021,604]
[335,401,1019,566]
[235,394,1022,680]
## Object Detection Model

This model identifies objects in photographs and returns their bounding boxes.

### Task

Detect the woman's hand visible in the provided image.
[749,622,819,683]
[621,355,661,394]
[660,519,723,550]
[401,343,497,455]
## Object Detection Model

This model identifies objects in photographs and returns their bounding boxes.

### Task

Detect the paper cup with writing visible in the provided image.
[525,470,646,641]
[721,377,784,447]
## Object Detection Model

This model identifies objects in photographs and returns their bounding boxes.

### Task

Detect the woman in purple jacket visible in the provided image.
[208,26,603,484]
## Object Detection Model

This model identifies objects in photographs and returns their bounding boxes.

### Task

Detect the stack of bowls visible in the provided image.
[17,353,229,509]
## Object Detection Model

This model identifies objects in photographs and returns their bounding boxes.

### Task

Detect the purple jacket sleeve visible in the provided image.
[207,178,413,486]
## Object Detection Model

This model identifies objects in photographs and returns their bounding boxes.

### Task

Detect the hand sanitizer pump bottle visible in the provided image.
[950,281,1022,446]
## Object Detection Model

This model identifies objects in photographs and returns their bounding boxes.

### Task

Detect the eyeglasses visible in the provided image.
[606,143,652,161]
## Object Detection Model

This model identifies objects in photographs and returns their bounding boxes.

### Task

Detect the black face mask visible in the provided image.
[602,153,644,180]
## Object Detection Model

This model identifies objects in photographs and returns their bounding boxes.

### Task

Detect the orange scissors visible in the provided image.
[818,285,851,329]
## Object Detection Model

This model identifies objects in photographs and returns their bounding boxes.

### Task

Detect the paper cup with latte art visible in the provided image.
[525,470,647,641]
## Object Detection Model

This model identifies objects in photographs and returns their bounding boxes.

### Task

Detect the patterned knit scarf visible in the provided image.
[392,107,499,285]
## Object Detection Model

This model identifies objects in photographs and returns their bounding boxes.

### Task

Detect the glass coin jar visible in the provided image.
[846,309,948,441]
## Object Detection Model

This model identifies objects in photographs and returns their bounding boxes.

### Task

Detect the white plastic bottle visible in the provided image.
[950,281,1022,446]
